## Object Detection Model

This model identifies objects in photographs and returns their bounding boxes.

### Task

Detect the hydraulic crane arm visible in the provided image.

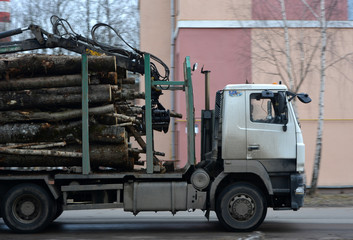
[0,23,145,74]
[0,16,173,137]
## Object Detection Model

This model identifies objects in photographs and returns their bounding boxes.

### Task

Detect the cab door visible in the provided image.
[245,90,296,160]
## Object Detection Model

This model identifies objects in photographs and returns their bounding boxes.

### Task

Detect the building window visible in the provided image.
[349,0,353,20]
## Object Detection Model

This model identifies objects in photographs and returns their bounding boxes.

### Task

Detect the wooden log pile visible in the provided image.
[0,54,151,171]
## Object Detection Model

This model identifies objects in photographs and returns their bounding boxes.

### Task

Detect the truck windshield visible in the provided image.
[250,93,287,124]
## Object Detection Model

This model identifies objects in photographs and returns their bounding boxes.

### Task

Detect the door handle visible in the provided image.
[248,145,260,151]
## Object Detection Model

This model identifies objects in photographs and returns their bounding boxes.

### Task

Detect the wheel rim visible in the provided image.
[12,194,41,224]
[228,193,255,221]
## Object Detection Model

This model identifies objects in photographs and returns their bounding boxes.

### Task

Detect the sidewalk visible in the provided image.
[304,193,353,207]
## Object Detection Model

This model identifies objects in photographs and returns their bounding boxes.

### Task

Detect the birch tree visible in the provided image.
[251,1,323,94]
[249,0,352,195]
[279,0,294,91]
[9,0,140,51]
[301,0,327,196]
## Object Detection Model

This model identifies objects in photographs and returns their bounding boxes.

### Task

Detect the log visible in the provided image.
[112,87,145,100]
[0,121,127,144]
[95,114,118,125]
[117,105,143,115]
[90,124,127,144]
[0,54,116,79]
[90,72,118,85]
[110,113,139,124]
[0,84,112,110]
[0,144,132,169]
[0,148,82,158]
[0,104,115,123]
[0,142,66,149]
[129,148,141,164]
[0,74,83,91]
[170,111,183,118]
[126,125,146,150]
[121,77,136,85]
[24,142,67,149]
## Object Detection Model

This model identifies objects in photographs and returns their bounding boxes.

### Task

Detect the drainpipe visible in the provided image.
[170,0,176,160]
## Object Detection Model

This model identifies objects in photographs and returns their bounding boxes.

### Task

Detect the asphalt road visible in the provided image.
[0,208,352,239]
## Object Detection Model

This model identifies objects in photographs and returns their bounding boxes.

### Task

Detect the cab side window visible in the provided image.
[250,93,287,124]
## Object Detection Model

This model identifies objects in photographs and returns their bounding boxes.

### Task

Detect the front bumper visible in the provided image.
[291,173,305,210]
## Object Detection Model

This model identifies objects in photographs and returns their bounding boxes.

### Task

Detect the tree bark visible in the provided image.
[309,0,327,196]
[112,87,145,100]
[0,54,116,79]
[126,125,146,150]
[121,78,136,85]
[0,74,83,91]
[91,72,118,85]
[279,0,294,91]
[0,143,132,169]
[0,84,112,110]
[0,104,115,124]
[0,142,66,149]
[0,104,115,123]
[0,121,127,144]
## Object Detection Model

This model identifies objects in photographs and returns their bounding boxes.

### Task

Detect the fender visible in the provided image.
[0,175,60,199]
[209,160,273,210]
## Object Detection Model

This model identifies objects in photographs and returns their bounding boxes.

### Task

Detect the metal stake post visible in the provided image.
[149,56,196,170]
[82,53,90,174]
[201,68,211,110]
[144,53,154,173]
[184,57,196,166]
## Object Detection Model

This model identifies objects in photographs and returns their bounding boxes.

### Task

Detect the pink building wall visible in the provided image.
[252,0,347,20]
[140,0,353,186]
[174,28,251,166]
[139,0,173,160]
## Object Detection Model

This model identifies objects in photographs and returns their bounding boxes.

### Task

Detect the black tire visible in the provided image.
[1,183,54,233]
[52,201,63,222]
[216,182,267,232]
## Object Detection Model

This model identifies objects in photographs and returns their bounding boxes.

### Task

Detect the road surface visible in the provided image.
[0,207,352,239]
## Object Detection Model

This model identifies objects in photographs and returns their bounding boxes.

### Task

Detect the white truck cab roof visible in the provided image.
[224,84,288,91]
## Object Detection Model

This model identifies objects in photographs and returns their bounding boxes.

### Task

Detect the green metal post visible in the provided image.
[150,57,194,168]
[144,53,154,173]
[82,53,90,174]
[184,56,196,166]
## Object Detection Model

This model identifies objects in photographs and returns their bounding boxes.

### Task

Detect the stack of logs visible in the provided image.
[0,54,148,171]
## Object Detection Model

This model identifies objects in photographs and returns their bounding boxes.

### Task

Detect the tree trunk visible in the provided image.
[0,121,127,144]
[112,87,145,100]
[91,72,118,85]
[0,54,116,79]
[309,0,327,196]
[0,104,115,123]
[121,77,136,85]
[86,0,91,38]
[280,0,294,90]
[0,143,131,169]
[0,84,112,110]
[0,74,83,91]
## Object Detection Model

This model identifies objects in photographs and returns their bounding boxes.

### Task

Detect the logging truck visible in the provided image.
[0,17,311,233]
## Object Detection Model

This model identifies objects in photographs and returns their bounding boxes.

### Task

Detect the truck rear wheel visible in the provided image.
[216,182,267,232]
[52,201,63,221]
[1,183,54,233]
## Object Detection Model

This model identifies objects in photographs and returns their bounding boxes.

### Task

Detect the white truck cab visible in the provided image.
[222,84,305,172]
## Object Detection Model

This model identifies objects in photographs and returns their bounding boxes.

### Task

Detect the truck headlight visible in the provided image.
[295,186,305,195]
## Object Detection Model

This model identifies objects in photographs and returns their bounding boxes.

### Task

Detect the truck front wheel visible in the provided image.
[216,182,267,231]
[1,183,54,233]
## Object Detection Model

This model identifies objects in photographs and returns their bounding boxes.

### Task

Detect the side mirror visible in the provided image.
[297,93,312,104]
[287,91,311,104]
